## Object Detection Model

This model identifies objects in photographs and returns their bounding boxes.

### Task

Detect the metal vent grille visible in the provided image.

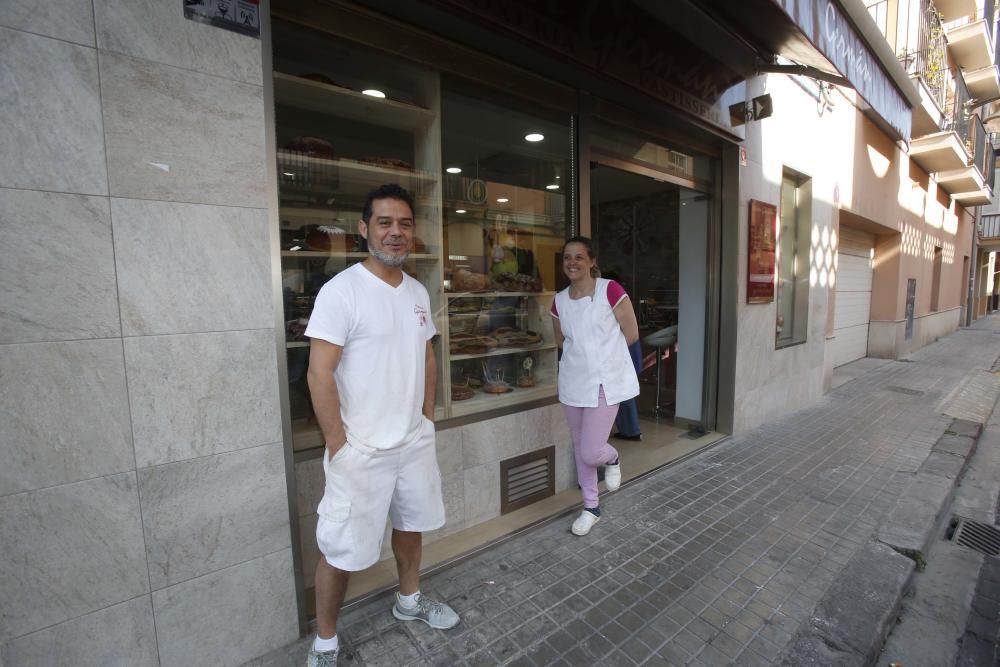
[950,516,1000,556]
[500,446,555,515]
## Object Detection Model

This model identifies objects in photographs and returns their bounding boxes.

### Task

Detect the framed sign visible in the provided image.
[747,199,777,304]
[183,0,260,38]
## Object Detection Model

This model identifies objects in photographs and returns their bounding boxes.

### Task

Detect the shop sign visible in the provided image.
[774,0,911,140]
[427,0,747,139]
[747,200,777,304]
[183,0,260,38]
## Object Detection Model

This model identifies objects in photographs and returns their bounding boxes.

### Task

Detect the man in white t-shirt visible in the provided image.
[304,184,458,667]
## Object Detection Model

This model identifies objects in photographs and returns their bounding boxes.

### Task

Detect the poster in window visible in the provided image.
[747,200,777,304]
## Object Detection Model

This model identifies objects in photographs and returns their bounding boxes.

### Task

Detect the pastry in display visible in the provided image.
[449,333,498,355]
[492,272,543,292]
[490,327,542,348]
[305,226,348,252]
[516,375,535,388]
[517,357,535,387]
[482,364,513,394]
[284,136,336,159]
[449,299,482,314]
[452,268,491,292]
[359,157,413,171]
[451,385,474,401]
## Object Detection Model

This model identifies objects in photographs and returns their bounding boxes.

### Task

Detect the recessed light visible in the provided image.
[524,133,544,142]
[283,172,295,177]
[555,175,561,179]
[497,197,509,203]
[446,167,462,174]
[455,209,467,214]
[545,184,559,190]
[362,89,386,98]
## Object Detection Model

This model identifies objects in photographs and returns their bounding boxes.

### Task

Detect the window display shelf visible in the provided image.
[449,370,557,418]
[446,290,556,299]
[281,251,438,260]
[277,151,437,194]
[274,72,435,131]
[449,342,556,361]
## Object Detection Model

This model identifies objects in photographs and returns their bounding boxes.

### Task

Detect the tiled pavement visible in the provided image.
[256,319,1000,667]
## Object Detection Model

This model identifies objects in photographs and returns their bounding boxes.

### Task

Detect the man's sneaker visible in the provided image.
[305,646,338,667]
[571,509,600,536]
[605,460,622,491]
[392,593,460,629]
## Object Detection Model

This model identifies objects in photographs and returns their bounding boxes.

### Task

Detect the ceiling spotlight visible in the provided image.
[497,197,509,203]
[524,133,544,142]
[282,172,295,177]
[545,184,559,190]
[455,209,467,214]
[362,89,386,99]
[446,167,462,174]
[555,175,561,179]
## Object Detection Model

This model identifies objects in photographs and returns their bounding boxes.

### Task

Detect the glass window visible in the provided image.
[440,89,571,417]
[272,27,572,452]
[776,172,811,347]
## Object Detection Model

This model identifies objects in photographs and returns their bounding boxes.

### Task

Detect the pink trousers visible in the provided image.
[562,386,620,508]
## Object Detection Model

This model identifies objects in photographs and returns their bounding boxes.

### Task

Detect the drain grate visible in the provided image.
[884,385,924,396]
[948,516,1000,556]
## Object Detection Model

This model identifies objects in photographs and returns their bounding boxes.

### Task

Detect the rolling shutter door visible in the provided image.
[832,227,874,366]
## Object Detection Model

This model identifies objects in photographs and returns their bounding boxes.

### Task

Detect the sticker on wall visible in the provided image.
[739,145,748,167]
[183,0,260,38]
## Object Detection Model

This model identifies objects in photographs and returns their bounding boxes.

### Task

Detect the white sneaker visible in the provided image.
[571,510,600,536]
[605,461,621,491]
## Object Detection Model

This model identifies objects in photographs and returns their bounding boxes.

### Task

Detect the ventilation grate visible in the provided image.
[949,516,1000,556]
[500,446,555,515]
[884,385,924,396]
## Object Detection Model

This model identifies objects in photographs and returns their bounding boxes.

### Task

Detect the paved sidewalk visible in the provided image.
[256,317,1000,667]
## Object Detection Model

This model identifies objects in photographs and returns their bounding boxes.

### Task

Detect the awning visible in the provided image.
[698,0,920,141]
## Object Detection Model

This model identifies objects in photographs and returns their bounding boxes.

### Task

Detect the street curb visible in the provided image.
[778,418,985,667]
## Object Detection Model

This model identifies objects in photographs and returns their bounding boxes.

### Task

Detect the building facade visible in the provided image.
[0,0,991,664]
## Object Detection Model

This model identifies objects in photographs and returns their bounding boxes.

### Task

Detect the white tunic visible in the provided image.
[554,278,640,407]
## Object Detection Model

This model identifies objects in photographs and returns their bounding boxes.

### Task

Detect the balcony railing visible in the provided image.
[878,0,949,109]
[980,213,1000,238]
[971,114,995,175]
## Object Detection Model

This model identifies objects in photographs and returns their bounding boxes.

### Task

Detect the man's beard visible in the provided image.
[369,245,408,267]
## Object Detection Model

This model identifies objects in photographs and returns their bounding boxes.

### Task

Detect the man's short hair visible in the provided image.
[362,184,416,224]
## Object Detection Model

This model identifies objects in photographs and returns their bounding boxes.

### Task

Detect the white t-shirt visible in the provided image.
[305,263,436,449]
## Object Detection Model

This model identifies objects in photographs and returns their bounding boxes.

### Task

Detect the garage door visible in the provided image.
[832,227,874,366]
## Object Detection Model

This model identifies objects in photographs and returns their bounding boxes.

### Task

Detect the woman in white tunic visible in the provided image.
[550,236,640,535]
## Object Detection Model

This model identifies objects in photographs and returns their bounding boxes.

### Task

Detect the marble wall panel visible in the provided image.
[1,0,95,45]
[0,596,157,667]
[0,473,148,641]
[111,198,271,336]
[427,471,465,543]
[519,406,553,452]
[100,53,266,208]
[462,412,524,469]
[0,27,106,194]
[295,457,325,518]
[551,403,572,449]
[436,426,463,478]
[555,441,576,493]
[152,549,297,667]
[463,463,500,525]
[124,329,282,467]
[139,443,290,590]
[0,189,119,343]
[94,0,262,84]
[0,340,133,496]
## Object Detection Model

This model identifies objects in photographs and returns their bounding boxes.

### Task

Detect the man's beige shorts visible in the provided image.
[316,417,445,572]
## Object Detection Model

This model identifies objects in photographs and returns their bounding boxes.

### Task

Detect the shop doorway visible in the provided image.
[590,161,709,429]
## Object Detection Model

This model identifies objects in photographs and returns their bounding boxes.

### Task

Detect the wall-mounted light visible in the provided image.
[362,89,386,99]
[524,133,544,142]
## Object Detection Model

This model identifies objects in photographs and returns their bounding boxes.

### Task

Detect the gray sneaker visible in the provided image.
[305,646,338,667]
[392,592,460,629]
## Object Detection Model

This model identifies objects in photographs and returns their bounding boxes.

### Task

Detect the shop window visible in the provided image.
[272,27,571,451]
[776,171,811,347]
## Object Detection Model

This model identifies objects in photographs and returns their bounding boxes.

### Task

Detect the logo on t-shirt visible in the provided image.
[414,305,428,327]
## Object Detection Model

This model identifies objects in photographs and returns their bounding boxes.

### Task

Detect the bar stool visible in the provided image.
[642,325,677,417]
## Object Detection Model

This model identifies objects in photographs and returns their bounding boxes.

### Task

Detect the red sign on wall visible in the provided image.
[747,200,777,303]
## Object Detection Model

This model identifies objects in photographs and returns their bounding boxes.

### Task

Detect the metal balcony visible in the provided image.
[945,0,997,71]
[943,115,996,204]
[981,212,1000,240]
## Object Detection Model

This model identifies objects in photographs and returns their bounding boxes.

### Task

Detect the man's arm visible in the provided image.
[613,297,640,345]
[423,339,437,420]
[307,338,347,457]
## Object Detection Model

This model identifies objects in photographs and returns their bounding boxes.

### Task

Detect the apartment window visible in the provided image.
[776,171,811,347]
